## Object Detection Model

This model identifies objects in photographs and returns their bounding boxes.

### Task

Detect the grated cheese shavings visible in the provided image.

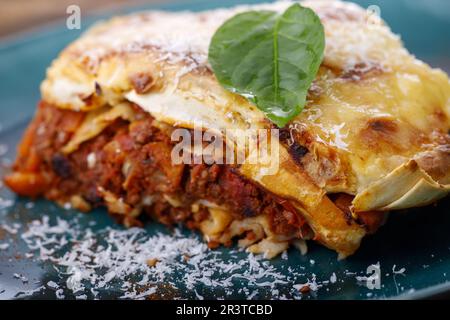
[17,216,316,299]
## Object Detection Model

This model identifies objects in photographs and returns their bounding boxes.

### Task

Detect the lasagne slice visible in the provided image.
[5,0,450,258]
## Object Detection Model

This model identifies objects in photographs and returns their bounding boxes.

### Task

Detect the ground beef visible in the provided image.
[6,102,302,236]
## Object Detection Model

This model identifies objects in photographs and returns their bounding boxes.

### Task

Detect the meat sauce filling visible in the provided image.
[6,102,310,237]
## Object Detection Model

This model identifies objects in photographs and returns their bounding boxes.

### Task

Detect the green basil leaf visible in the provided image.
[208,4,325,128]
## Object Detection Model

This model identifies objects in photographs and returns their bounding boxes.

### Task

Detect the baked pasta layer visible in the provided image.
[5,0,450,258]
[7,102,386,258]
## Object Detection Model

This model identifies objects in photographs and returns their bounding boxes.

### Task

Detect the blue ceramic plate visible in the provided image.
[1,0,449,300]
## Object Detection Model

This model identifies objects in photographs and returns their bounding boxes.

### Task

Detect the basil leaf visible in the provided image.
[208,4,325,128]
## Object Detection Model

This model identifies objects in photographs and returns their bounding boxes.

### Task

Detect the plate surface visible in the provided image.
[0,0,449,300]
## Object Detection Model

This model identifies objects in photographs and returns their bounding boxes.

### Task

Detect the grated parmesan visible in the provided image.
[17,216,317,299]
[0,214,410,299]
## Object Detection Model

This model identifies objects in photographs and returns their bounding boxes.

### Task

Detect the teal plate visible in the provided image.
[1,0,450,300]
